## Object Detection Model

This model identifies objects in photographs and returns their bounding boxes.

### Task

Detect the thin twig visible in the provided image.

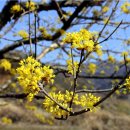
[76,88,114,93]
[39,83,71,113]
[99,20,123,44]
[52,0,66,23]
[34,11,37,59]
[96,0,119,43]
[69,70,130,116]
[69,49,84,108]
[28,0,32,55]
[124,54,128,74]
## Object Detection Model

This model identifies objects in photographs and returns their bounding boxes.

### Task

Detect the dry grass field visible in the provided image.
[0,97,130,130]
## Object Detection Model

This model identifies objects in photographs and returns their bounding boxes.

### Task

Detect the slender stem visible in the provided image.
[70,70,130,116]
[28,0,32,55]
[69,49,84,108]
[70,45,75,78]
[96,0,119,43]
[39,84,71,113]
[69,46,75,108]
[124,54,128,73]
[99,20,123,44]
[34,11,37,59]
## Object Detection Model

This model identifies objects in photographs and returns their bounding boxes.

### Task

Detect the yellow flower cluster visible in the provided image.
[1,117,12,124]
[120,57,130,64]
[26,1,37,11]
[88,63,97,75]
[121,2,130,14]
[43,91,72,117]
[124,76,130,90]
[39,27,52,39]
[16,56,55,101]
[78,93,100,110]
[63,29,102,55]
[10,4,23,14]
[94,45,103,56]
[102,6,109,13]
[114,66,119,72]
[100,70,105,75]
[121,51,128,57]
[43,91,100,117]
[63,29,95,52]
[66,59,79,75]
[0,59,11,71]
[42,66,55,84]
[108,56,115,63]
[17,30,29,40]
[126,57,130,63]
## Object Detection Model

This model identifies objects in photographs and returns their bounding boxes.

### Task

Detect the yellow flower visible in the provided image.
[10,4,23,14]
[26,1,37,11]
[108,56,115,63]
[102,6,109,13]
[17,30,29,40]
[63,29,95,52]
[94,45,102,56]
[126,58,130,63]
[1,117,12,124]
[79,93,100,110]
[42,66,55,84]
[124,76,130,90]
[10,83,16,88]
[43,90,100,117]
[43,91,71,117]
[16,56,55,101]
[66,59,79,75]
[100,70,105,75]
[121,2,130,14]
[39,27,52,39]
[88,63,97,75]
[114,66,119,72]
[10,68,16,75]
[121,51,128,57]
[0,59,11,71]
[115,90,120,95]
